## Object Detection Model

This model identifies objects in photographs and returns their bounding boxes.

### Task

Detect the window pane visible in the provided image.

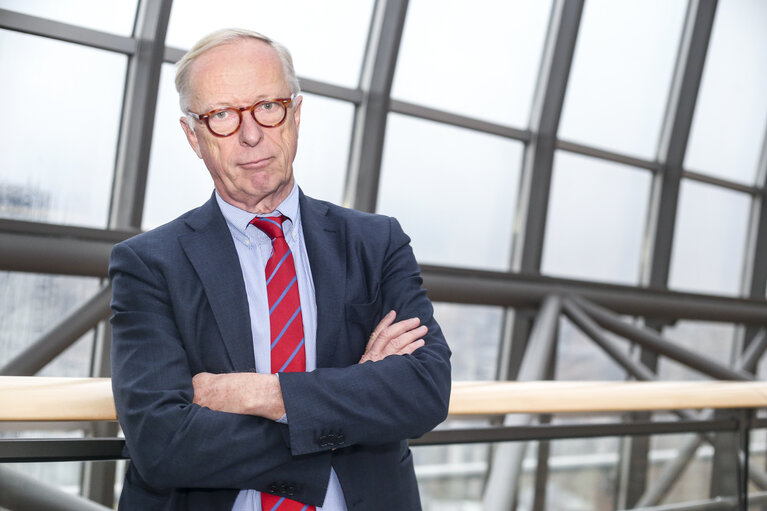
[293,95,354,206]
[537,435,622,509]
[668,180,750,296]
[165,0,375,88]
[0,30,126,228]
[541,152,652,284]
[558,0,687,158]
[684,0,767,185]
[433,303,503,381]
[144,64,213,229]
[392,0,552,128]
[0,0,138,36]
[416,441,490,510]
[377,114,523,271]
[144,64,351,229]
[0,272,100,376]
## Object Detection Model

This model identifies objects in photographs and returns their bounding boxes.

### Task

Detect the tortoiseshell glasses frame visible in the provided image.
[187,96,294,137]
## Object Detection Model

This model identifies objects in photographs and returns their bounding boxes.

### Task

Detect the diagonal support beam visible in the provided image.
[736,328,767,374]
[562,297,655,381]
[564,296,767,504]
[571,296,752,381]
[0,285,112,376]
[0,465,112,511]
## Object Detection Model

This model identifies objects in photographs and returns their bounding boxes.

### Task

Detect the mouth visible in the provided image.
[239,157,272,170]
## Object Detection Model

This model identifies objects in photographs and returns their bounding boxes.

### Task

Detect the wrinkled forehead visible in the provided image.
[187,39,289,108]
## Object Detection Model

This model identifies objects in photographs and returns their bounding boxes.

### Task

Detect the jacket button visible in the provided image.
[287,485,296,496]
[336,434,345,444]
[268,483,279,493]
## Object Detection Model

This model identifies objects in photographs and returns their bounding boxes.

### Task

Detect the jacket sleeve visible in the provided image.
[109,240,331,501]
[278,217,452,456]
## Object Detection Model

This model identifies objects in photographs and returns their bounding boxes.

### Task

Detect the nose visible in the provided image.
[238,111,263,147]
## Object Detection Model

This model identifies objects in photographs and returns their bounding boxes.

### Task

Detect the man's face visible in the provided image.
[181,39,302,213]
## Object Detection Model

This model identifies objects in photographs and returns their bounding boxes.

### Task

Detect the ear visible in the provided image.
[292,95,303,132]
[180,117,203,159]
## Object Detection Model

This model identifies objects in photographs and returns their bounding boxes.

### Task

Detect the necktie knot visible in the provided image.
[250,215,287,240]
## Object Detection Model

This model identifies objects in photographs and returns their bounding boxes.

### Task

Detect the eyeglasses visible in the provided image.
[187,96,294,137]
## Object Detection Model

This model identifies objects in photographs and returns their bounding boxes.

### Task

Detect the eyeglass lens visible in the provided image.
[207,100,287,136]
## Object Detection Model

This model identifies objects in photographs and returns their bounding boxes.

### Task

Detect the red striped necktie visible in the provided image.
[250,215,315,511]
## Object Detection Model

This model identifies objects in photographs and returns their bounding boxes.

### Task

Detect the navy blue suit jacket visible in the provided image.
[109,191,452,510]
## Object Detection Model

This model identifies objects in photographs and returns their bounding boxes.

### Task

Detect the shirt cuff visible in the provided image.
[275,373,288,423]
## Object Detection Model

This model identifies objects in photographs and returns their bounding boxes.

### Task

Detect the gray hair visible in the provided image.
[175,28,301,113]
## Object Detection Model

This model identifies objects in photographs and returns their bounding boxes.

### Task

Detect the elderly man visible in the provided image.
[109,28,451,510]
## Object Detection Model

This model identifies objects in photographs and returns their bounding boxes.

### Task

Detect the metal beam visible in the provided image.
[634,3,720,490]
[83,320,118,506]
[683,169,761,195]
[0,231,114,277]
[415,416,741,444]
[3,230,766,324]
[0,285,112,376]
[0,465,112,511]
[557,139,659,172]
[389,99,531,142]
[748,123,767,299]
[0,439,125,463]
[511,0,583,274]
[422,266,767,324]
[0,8,136,53]
[737,328,767,374]
[571,296,752,381]
[345,0,409,212]
[0,218,138,241]
[298,77,364,104]
[562,298,655,381]
[483,295,562,511]
[108,0,172,229]
[643,0,717,289]
[0,417,742,456]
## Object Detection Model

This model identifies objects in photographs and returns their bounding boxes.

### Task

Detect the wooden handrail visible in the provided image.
[2,377,767,421]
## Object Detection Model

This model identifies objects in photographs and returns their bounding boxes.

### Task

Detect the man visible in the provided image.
[109,28,451,510]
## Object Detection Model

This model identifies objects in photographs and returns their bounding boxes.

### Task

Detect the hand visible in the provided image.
[358,310,427,364]
[192,372,285,420]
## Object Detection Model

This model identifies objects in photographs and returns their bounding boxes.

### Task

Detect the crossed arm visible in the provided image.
[109,214,451,493]
[192,311,428,419]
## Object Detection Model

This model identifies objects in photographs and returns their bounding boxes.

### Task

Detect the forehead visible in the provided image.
[188,39,288,107]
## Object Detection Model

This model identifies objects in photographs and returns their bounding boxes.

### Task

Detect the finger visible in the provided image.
[369,317,421,355]
[366,310,396,350]
[397,339,425,356]
[383,325,427,355]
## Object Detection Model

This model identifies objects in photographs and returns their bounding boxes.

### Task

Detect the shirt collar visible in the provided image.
[215,182,300,239]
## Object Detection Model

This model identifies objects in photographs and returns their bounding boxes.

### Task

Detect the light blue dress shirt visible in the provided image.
[215,185,347,511]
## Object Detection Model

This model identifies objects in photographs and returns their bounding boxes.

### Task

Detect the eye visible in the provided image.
[261,101,278,111]
[212,110,232,120]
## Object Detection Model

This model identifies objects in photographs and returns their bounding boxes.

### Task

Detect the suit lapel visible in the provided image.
[299,191,346,368]
[178,196,256,372]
